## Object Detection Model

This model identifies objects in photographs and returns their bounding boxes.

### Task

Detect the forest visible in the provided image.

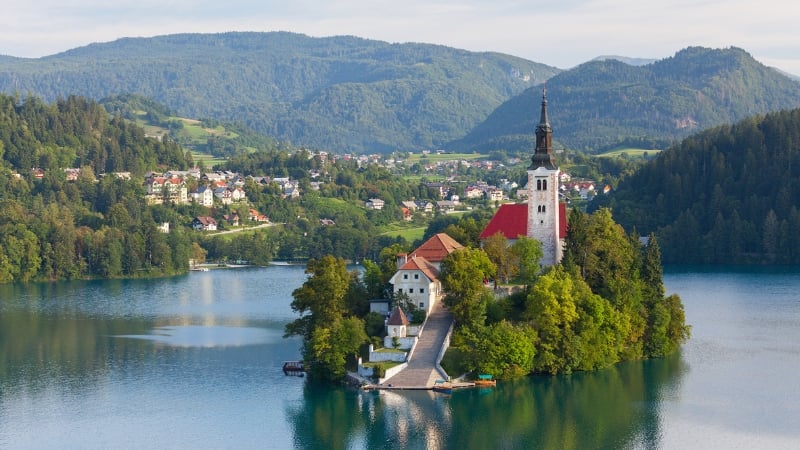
[0,94,193,282]
[593,107,800,264]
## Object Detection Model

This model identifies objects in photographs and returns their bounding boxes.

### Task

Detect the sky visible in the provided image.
[2,0,799,75]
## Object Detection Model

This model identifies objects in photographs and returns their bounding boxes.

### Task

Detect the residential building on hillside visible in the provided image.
[366,198,385,210]
[192,216,217,231]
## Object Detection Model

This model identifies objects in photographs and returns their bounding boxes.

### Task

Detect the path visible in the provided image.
[382,300,453,388]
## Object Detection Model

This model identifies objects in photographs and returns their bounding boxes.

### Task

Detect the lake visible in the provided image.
[1,265,799,449]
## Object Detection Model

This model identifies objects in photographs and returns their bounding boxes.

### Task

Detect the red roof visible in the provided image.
[398,256,440,281]
[387,306,409,326]
[410,233,464,262]
[479,203,567,240]
[479,204,528,240]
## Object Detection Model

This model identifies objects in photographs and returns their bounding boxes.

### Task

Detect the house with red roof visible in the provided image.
[402,232,464,270]
[384,306,413,349]
[388,233,464,314]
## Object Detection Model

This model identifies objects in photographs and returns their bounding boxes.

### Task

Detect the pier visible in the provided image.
[365,301,474,391]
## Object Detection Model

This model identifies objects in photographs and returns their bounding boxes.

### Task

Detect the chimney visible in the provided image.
[396,253,408,268]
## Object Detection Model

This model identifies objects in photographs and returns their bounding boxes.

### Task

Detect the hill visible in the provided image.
[99,94,282,164]
[591,107,800,264]
[591,55,656,66]
[0,32,558,154]
[0,93,192,283]
[453,47,800,153]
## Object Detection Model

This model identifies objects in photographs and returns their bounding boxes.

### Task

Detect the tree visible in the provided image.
[523,265,630,374]
[482,232,516,284]
[457,321,537,379]
[523,266,580,374]
[511,236,543,286]
[285,256,351,340]
[440,248,496,329]
[641,233,665,301]
[361,259,385,299]
[284,255,364,382]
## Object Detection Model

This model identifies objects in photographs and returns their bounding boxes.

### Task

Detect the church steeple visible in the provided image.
[529,87,557,170]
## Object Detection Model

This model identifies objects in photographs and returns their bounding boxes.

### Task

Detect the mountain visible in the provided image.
[591,107,800,264]
[592,55,656,66]
[0,32,559,153]
[453,47,800,153]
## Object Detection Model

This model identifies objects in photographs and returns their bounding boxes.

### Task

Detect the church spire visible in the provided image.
[529,86,557,170]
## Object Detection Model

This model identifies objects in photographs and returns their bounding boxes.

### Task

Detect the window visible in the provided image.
[403,274,408,279]
[397,288,403,293]
[419,288,425,294]
[419,302,424,308]
[409,288,414,293]
[536,179,542,190]
[543,180,548,190]
[414,274,419,279]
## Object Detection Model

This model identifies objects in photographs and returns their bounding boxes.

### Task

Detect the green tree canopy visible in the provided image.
[440,247,496,329]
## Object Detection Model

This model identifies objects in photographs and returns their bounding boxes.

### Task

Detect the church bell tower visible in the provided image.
[527,87,562,266]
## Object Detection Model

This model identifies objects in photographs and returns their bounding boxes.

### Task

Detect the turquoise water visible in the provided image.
[1,265,799,449]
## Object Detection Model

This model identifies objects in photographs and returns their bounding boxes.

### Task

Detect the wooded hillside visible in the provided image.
[592,107,800,264]
[454,47,800,153]
[0,32,556,154]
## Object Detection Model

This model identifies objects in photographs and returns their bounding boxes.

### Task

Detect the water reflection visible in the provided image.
[118,325,277,348]
[290,354,687,449]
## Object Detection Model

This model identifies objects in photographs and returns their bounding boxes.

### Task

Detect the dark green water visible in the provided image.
[1,265,798,449]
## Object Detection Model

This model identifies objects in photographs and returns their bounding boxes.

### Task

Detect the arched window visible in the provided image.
[536,179,542,190]
[542,180,548,190]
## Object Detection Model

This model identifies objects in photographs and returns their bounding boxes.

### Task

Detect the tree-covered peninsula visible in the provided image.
[442,208,689,378]
[284,209,690,382]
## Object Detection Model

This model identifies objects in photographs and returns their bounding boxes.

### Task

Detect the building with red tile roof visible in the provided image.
[406,232,464,268]
[388,233,465,315]
[480,87,566,265]
[480,203,567,241]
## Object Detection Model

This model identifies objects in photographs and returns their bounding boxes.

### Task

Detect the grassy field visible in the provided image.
[595,148,662,158]
[190,152,226,169]
[380,224,426,243]
[131,111,241,169]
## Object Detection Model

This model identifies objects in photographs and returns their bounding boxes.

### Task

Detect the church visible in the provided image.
[479,88,567,266]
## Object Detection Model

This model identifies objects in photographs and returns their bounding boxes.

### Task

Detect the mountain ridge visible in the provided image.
[2,35,799,154]
[0,31,558,153]
[454,46,800,153]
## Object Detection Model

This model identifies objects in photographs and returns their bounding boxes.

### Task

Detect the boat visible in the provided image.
[432,379,453,394]
[474,374,496,386]
[432,384,452,394]
[282,360,305,376]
